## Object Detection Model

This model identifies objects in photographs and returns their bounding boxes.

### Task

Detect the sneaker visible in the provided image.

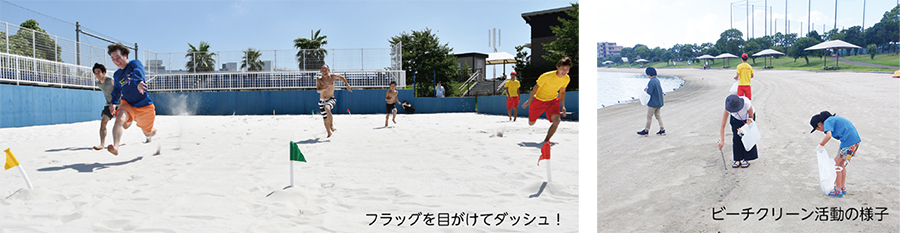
[636,130,649,135]
[656,130,666,136]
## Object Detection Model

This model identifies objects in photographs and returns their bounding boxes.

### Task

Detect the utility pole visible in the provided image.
[785,0,788,36]
[808,0,811,35]
[765,0,768,37]
[862,0,866,28]
[747,0,750,41]
[834,0,838,30]
[76,22,80,66]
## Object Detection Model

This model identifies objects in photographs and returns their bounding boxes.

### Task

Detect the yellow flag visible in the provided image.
[5,148,20,170]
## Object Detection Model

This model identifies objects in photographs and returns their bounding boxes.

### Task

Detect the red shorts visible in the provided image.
[528,98,560,123]
[506,96,520,109]
[737,85,752,100]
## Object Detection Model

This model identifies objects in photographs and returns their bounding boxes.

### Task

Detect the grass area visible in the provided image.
[601,55,896,72]
[839,53,900,67]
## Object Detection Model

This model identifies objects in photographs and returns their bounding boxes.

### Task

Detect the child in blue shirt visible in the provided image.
[810,111,861,197]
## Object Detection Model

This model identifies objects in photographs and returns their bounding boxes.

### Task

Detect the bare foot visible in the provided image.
[327,131,332,138]
[392,119,396,124]
[93,145,104,150]
[107,145,119,156]
[331,127,337,132]
[385,121,388,127]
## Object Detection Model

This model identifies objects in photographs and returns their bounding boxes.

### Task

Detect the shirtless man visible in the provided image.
[385,81,399,127]
[316,64,352,137]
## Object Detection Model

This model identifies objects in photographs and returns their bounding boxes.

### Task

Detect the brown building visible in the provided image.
[521,6,576,68]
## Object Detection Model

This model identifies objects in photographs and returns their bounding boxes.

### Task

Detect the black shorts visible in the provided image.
[386,103,396,113]
[101,105,114,119]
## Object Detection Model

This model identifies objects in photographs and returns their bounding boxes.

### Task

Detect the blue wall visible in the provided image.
[0,85,574,129]
[0,84,106,128]
[150,89,477,116]
[476,91,579,121]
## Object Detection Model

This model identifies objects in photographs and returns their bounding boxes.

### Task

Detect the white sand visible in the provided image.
[0,113,578,232]
[598,68,900,232]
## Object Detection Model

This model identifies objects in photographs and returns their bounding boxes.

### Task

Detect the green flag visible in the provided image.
[290,141,306,162]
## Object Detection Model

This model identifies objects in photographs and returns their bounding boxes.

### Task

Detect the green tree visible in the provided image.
[867,44,877,59]
[744,40,762,64]
[823,28,845,41]
[715,28,745,55]
[789,37,821,65]
[388,28,459,97]
[10,19,62,62]
[841,26,865,55]
[186,41,216,73]
[542,3,578,67]
[806,30,823,42]
[661,50,675,65]
[633,45,650,60]
[241,48,264,71]
[294,29,328,70]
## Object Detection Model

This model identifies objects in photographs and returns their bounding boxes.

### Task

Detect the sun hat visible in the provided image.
[725,94,744,113]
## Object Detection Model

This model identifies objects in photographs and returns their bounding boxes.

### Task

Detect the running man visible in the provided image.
[107,43,157,155]
[522,57,571,143]
[504,71,521,121]
[734,53,754,99]
[92,63,115,151]
[385,81,399,127]
[316,64,352,137]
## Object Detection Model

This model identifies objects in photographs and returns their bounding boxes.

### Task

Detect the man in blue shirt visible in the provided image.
[810,111,861,198]
[637,67,665,136]
[106,43,157,155]
[435,82,445,98]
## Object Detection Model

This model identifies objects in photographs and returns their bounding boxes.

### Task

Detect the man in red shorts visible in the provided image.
[503,71,521,121]
[522,58,571,143]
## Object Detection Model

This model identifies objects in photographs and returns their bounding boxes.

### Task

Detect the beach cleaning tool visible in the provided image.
[738,121,760,151]
[816,145,838,195]
[729,81,739,93]
[638,90,650,106]
[289,142,307,188]
[716,140,727,171]
[538,142,552,183]
[5,148,33,189]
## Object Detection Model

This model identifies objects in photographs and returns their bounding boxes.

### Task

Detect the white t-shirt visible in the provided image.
[729,97,752,120]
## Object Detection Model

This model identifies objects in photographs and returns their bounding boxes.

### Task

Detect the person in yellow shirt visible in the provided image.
[523,57,571,143]
[504,71,522,121]
[734,53,754,99]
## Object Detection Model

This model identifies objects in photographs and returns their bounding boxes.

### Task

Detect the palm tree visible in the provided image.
[293,29,328,70]
[186,41,216,73]
[241,48,264,71]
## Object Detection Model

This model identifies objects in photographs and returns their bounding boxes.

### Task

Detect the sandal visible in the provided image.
[827,188,843,198]
[732,161,740,168]
[841,187,846,195]
[740,160,749,168]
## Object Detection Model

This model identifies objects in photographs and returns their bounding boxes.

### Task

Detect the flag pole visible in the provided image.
[545,160,552,183]
[17,165,33,189]
[290,160,294,188]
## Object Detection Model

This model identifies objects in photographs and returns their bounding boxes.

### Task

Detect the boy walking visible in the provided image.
[637,67,665,136]
[504,71,521,121]
[734,53,754,99]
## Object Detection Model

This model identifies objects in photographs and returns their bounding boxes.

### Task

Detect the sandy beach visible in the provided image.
[598,68,900,232]
[0,113,578,232]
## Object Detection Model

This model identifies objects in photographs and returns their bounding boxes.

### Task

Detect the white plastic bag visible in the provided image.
[730,81,739,93]
[739,121,760,151]
[816,145,837,195]
[639,90,650,106]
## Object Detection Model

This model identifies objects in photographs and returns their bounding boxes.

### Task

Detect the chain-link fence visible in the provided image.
[143,45,402,74]
[146,70,405,92]
[0,21,112,68]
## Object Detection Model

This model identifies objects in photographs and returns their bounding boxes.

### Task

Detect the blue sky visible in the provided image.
[0,0,574,71]
[591,0,898,49]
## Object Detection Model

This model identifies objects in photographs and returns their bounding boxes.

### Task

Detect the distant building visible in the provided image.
[452,52,487,82]
[220,62,238,72]
[146,59,166,73]
[521,6,575,68]
[598,42,623,58]
[263,60,273,71]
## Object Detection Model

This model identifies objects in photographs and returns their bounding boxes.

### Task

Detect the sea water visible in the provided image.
[597,72,685,109]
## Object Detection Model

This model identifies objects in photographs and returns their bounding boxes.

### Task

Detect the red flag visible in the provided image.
[538,142,551,165]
